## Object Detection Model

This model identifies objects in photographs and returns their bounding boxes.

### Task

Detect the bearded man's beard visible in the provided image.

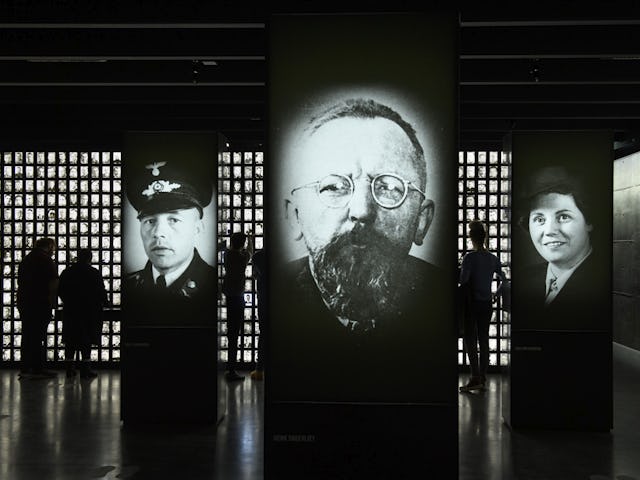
[309,227,405,332]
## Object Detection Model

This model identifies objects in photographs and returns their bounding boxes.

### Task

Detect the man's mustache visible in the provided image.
[321,225,397,255]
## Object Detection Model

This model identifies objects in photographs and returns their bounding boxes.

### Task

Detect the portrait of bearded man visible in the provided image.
[271,97,450,403]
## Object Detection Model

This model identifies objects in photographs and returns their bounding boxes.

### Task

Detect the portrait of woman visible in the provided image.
[517,165,608,330]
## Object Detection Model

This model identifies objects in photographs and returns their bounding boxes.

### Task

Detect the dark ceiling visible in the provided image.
[1,1,640,157]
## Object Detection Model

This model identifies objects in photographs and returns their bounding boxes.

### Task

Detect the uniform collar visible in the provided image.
[151,249,195,287]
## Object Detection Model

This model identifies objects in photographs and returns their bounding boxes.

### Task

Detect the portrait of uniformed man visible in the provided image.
[271,97,452,402]
[123,158,216,327]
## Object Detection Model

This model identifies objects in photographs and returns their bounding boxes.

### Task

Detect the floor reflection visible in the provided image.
[0,343,638,480]
[214,375,264,480]
[458,375,513,480]
[457,345,640,480]
[1,372,123,480]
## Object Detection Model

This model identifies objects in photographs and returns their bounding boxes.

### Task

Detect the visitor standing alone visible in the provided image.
[222,231,253,381]
[459,220,506,392]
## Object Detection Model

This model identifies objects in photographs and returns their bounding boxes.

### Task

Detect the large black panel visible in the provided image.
[122,327,217,424]
[121,132,219,424]
[267,12,458,478]
[506,132,613,431]
[504,330,612,430]
[266,403,457,480]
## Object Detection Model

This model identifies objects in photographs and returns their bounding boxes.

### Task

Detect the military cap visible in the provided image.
[126,160,213,218]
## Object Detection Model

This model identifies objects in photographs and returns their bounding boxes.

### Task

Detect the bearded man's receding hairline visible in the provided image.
[303,98,427,189]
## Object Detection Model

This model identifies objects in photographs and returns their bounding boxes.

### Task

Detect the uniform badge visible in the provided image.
[142,180,182,198]
[145,162,167,176]
[179,280,198,298]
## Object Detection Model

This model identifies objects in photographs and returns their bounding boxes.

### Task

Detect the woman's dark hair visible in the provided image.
[517,166,592,232]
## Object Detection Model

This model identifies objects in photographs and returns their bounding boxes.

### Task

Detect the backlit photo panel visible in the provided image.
[268,13,458,479]
[123,132,217,327]
[511,132,612,332]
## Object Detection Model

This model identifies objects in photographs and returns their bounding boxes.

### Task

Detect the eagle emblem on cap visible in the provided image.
[145,162,167,176]
[142,180,182,197]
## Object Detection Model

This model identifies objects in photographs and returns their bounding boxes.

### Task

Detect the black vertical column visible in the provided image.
[121,132,219,424]
[505,132,613,430]
[267,12,459,479]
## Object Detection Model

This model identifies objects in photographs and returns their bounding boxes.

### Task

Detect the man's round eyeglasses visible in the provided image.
[291,173,426,209]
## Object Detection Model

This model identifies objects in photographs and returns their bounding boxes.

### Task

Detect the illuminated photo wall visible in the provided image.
[1,151,122,363]
[0,148,263,368]
[2,146,510,370]
[216,151,265,366]
[458,151,511,368]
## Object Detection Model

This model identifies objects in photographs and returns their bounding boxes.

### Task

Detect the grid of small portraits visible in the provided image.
[1,151,122,364]
[217,151,265,367]
[2,149,508,369]
[458,151,511,368]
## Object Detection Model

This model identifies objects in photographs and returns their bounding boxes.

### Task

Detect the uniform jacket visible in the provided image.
[124,250,216,327]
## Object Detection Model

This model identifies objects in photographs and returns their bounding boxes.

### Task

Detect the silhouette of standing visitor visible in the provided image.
[58,248,108,379]
[222,231,253,381]
[459,221,506,392]
[17,237,59,379]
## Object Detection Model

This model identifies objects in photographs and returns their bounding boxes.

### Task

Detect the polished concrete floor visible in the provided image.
[1,343,639,480]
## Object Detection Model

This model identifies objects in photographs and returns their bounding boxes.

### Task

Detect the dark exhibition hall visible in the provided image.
[1,2,640,479]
